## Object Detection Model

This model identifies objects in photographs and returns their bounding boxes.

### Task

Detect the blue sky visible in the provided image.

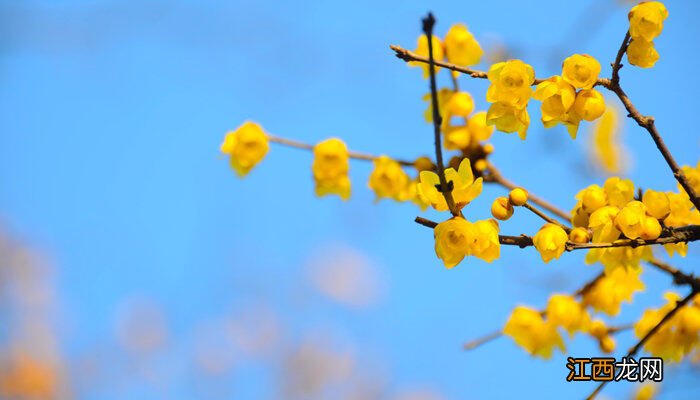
[1,0,699,398]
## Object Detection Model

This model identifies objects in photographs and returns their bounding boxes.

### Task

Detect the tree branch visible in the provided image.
[422,13,459,217]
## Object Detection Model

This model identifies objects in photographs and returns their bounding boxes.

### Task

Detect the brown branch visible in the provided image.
[485,162,571,223]
[647,258,700,291]
[423,13,459,217]
[522,202,572,233]
[266,134,415,167]
[415,216,700,251]
[597,31,700,211]
[586,289,698,400]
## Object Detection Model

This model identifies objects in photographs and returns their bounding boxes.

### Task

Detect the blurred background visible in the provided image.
[1,0,699,398]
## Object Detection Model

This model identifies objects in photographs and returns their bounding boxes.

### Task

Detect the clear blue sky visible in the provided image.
[1,0,698,398]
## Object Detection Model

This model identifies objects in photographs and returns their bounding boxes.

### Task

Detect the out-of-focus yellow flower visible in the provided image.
[0,354,57,399]
[470,219,501,262]
[590,105,627,175]
[444,23,483,68]
[633,383,658,400]
[368,156,410,201]
[486,102,530,139]
[491,196,513,220]
[533,223,569,263]
[634,292,700,363]
[614,201,647,239]
[410,34,444,78]
[569,227,590,244]
[443,125,471,150]
[533,76,579,138]
[588,319,616,353]
[588,205,621,243]
[562,54,601,90]
[423,88,454,124]
[642,189,670,220]
[628,1,669,42]
[312,138,351,200]
[399,180,430,211]
[663,242,688,258]
[627,38,660,68]
[444,91,475,118]
[587,245,652,272]
[486,60,535,108]
[582,267,645,316]
[417,158,483,212]
[220,121,270,177]
[680,161,700,197]
[572,89,605,122]
[546,294,590,336]
[503,306,565,359]
[466,111,495,142]
[603,176,635,208]
[576,184,607,213]
[434,217,474,268]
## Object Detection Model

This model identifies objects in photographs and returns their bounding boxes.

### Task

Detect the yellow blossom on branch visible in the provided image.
[470,219,501,262]
[562,54,601,90]
[312,138,351,200]
[368,156,410,201]
[466,111,495,142]
[532,76,578,138]
[628,1,669,42]
[434,216,474,268]
[503,306,565,359]
[410,34,444,78]
[603,176,635,208]
[627,38,660,68]
[533,223,568,263]
[417,158,483,212]
[572,89,605,122]
[220,121,270,177]
[485,102,530,139]
[582,267,645,316]
[486,60,535,108]
[444,23,483,69]
[546,294,591,336]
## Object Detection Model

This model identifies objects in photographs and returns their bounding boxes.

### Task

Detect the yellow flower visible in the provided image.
[466,111,495,142]
[663,242,688,258]
[603,176,635,208]
[664,192,700,227]
[680,161,700,196]
[532,76,578,138]
[503,306,565,359]
[572,89,605,121]
[399,179,430,211]
[546,294,591,336]
[587,246,652,273]
[582,267,645,316]
[508,188,528,206]
[409,34,444,78]
[570,201,590,228]
[588,205,621,243]
[640,216,662,240]
[642,189,670,220]
[444,23,483,67]
[576,184,607,213]
[470,219,501,262]
[562,54,601,90]
[628,1,669,42]
[485,102,530,139]
[444,91,475,118]
[434,217,474,268]
[627,38,660,68]
[423,88,454,124]
[533,223,569,263]
[590,106,627,175]
[312,138,351,200]
[634,292,700,363]
[443,124,471,150]
[486,60,535,108]
[491,197,513,220]
[614,200,647,240]
[417,158,483,212]
[368,156,410,201]
[220,121,270,177]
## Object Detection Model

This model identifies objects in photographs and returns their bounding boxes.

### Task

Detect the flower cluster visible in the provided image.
[433,216,500,267]
[634,292,700,362]
[627,1,668,68]
[410,23,483,78]
[485,60,534,139]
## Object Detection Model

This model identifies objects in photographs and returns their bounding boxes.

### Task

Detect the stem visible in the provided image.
[266,134,414,166]
[522,202,572,233]
[423,13,459,217]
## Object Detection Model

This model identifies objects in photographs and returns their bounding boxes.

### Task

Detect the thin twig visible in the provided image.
[522,202,572,233]
[423,13,459,217]
[266,134,415,167]
[586,289,698,400]
[647,258,700,291]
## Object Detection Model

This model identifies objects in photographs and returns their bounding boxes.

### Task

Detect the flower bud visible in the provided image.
[508,188,528,206]
[569,227,590,244]
[491,197,514,220]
